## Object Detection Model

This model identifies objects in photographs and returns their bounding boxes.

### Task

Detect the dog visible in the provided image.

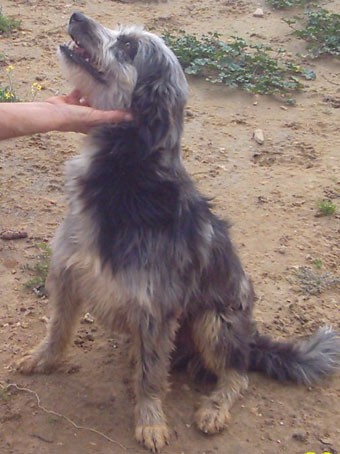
[18,12,340,452]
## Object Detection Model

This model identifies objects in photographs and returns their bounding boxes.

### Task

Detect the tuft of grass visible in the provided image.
[313,258,323,269]
[0,8,20,35]
[293,266,340,295]
[285,9,340,58]
[24,243,51,297]
[267,0,316,9]
[317,199,337,216]
[163,31,315,98]
[0,388,11,401]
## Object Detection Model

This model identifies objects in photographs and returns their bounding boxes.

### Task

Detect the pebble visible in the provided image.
[82,312,95,324]
[253,129,265,145]
[292,432,308,442]
[253,8,264,18]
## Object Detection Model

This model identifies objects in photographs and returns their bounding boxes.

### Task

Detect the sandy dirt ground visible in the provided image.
[0,0,339,453]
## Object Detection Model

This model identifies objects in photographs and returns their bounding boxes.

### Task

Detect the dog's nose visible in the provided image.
[69,12,87,24]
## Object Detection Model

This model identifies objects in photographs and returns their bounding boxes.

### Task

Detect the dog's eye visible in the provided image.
[124,41,131,50]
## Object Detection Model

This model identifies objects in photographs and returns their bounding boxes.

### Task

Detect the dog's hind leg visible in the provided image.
[18,267,82,374]
[191,310,249,434]
[132,310,179,452]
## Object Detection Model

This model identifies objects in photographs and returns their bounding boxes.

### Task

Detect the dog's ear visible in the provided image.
[132,69,186,150]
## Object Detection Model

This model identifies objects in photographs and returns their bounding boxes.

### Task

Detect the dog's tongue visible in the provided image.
[74,45,91,60]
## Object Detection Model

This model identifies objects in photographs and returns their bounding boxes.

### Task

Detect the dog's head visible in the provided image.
[59,12,188,148]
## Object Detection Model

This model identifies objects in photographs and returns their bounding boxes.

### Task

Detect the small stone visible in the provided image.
[253,8,264,17]
[0,230,28,240]
[82,312,95,324]
[280,105,288,111]
[253,129,265,145]
[292,432,308,443]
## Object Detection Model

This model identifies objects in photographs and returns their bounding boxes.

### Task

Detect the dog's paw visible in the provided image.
[135,424,170,452]
[16,350,57,375]
[194,405,230,434]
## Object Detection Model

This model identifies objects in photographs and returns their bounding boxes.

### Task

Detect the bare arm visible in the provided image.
[0,91,132,140]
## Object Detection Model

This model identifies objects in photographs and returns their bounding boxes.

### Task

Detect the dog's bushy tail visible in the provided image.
[249,327,340,385]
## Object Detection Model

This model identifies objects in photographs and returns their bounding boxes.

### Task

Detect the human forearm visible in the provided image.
[0,102,70,140]
[0,98,132,140]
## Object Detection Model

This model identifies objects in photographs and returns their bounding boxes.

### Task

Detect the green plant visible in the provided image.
[317,199,337,216]
[0,85,17,102]
[0,65,18,102]
[314,258,323,269]
[0,65,42,102]
[294,266,340,295]
[0,388,11,401]
[163,31,315,98]
[24,243,52,296]
[0,8,20,35]
[285,9,340,57]
[267,0,316,9]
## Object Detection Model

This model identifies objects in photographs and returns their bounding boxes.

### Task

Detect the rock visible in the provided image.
[292,432,308,443]
[253,129,265,145]
[0,230,28,240]
[253,8,264,18]
[82,312,95,324]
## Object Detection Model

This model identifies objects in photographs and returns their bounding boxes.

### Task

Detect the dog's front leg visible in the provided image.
[133,311,178,452]
[17,267,82,374]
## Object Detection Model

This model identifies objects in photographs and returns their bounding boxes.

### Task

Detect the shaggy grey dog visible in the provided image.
[18,12,340,452]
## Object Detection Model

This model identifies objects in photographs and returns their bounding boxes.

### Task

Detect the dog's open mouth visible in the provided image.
[60,36,106,83]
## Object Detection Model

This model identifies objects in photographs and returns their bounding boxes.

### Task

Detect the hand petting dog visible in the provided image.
[0,89,132,140]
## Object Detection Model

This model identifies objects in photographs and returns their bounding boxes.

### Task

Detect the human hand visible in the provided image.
[45,90,133,133]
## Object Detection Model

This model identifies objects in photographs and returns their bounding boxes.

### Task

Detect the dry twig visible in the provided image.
[0,382,127,451]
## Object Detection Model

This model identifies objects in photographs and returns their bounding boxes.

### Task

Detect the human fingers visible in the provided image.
[63,90,84,105]
[98,109,133,123]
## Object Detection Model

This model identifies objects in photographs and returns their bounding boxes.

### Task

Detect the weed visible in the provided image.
[163,31,315,98]
[314,258,323,269]
[0,8,20,35]
[1,66,43,102]
[24,243,51,297]
[266,0,316,9]
[0,85,17,102]
[317,199,337,216]
[285,9,340,58]
[47,416,59,424]
[293,266,340,295]
[0,65,18,102]
[31,81,42,101]
[0,388,11,401]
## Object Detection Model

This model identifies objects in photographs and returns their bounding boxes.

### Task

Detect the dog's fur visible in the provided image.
[18,12,340,452]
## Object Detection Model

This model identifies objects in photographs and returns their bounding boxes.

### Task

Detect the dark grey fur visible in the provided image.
[18,12,340,452]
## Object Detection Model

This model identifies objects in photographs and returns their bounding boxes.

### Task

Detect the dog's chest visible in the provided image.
[67,250,156,331]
